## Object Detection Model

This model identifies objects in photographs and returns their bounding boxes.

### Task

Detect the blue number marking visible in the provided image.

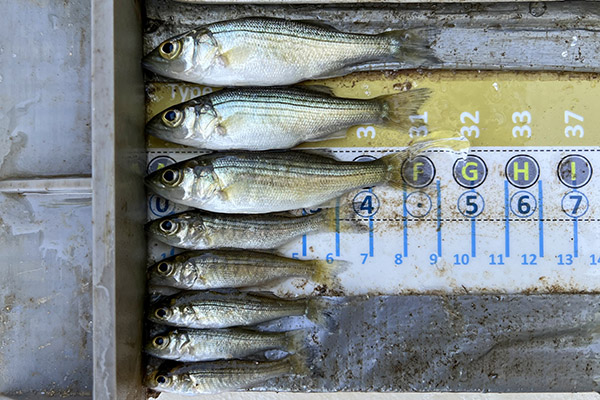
[360,195,373,214]
[429,254,438,265]
[394,254,403,265]
[569,195,583,215]
[521,254,537,265]
[326,253,334,264]
[489,254,505,265]
[155,196,169,213]
[160,248,176,260]
[453,254,470,265]
[360,253,369,264]
[591,255,599,265]
[292,253,299,259]
[465,195,479,216]
[558,254,573,265]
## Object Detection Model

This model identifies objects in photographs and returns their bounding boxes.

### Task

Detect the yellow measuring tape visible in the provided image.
[146,70,598,149]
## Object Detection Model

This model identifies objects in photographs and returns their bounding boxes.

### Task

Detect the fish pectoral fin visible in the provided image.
[215,54,229,68]
[215,123,227,136]
[220,45,254,66]
[304,128,348,142]
[217,185,230,201]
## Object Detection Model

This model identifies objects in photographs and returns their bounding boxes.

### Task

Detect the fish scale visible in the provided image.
[146,327,300,362]
[143,17,436,86]
[148,291,311,328]
[147,356,304,394]
[145,150,406,213]
[148,250,325,290]
[146,210,334,250]
[145,85,429,150]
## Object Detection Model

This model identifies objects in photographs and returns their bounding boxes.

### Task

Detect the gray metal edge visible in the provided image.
[92,0,147,399]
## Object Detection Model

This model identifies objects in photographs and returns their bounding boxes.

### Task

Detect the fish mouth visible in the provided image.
[143,220,155,233]
[141,57,156,73]
[142,54,167,75]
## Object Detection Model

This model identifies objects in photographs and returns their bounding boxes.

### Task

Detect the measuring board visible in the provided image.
[145,70,599,295]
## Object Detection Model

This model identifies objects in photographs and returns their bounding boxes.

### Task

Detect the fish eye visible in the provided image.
[161,109,183,127]
[161,169,179,185]
[153,336,167,347]
[165,111,176,121]
[159,219,177,234]
[162,42,174,53]
[157,262,172,275]
[158,40,181,60]
[155,308,169,319]
[156,375,169,385]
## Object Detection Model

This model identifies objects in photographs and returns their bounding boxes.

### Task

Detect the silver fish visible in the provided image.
[147,250,347,290]
[147,290,328,329]
[144,150,408,214]
[146,87,430,150]
[146,327,305,362]
[145,208,354,250]
[142,17,438,86]
[145,354,308,394]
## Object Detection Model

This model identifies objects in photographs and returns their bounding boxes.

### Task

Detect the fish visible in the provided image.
[147,290,329,329]
[146,87,431,150]
[145,327,305,362]
[145,354,308,394]
[145,208,359,250]
[147,249,347,290]
[142,17,438,86]
[144,150,410,214]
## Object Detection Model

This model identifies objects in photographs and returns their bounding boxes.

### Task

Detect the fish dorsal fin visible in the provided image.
[298,19,340,32]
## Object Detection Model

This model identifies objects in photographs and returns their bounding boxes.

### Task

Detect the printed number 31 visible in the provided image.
[357,126,376,139]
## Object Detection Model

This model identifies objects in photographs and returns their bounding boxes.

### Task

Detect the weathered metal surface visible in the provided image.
[144,1,600,73]
[147,294,600,393]
[91,0,147,399]
[0,0,92,398]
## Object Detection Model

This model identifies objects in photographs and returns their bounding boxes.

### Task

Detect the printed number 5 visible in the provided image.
[357,126,376,139]
[512,111,532,138]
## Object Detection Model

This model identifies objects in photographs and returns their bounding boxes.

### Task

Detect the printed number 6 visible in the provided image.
[357,126,376,139]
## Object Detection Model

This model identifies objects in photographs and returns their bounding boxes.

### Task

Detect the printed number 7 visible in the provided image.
[360,253,369,264]
[570,195,582,215]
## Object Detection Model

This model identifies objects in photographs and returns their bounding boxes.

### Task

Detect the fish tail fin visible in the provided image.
[378,88,432,132]
[287,350,312,376]
[380,135,470,188]
[381,28,441,66]
[379,150,411,189]
[306,297,336,329]
[285,329,307,355]
[310,259,349,287]
[321,206,368,235]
